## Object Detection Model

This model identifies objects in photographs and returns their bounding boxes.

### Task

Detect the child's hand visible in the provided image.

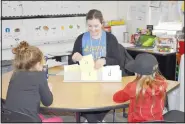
[48,83,52,92]
[94,58,106,70]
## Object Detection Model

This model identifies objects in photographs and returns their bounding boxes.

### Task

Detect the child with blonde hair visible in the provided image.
[5,41,63,122]
[113,53,167,122]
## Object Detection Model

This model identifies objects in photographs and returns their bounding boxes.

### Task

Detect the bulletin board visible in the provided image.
[2,17,87,50]
[2,1,118,50]
[149,1,183,26]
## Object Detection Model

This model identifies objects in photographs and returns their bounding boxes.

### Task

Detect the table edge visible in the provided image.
[40,103,129,112]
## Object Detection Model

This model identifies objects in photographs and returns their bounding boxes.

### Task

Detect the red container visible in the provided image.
[103,26,111,32]
[178,41,185,55]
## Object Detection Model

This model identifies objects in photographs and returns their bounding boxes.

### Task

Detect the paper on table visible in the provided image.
[79,54,94,71]
[47,59,64,68]
[102,65,122,82]
[56,70,64,75]
[64,71,81,81]
[81,70,98,81]
[103,65,120,70]
[64,64,80,72]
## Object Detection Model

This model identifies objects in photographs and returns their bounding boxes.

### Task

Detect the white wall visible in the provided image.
[118,1,150,37]
[3,1,180,60]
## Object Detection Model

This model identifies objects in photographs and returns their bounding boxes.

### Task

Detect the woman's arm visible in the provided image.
[104,33,121,65]
[68,34,83,65]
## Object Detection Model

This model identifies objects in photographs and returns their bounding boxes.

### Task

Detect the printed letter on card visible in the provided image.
[79,54,94,71]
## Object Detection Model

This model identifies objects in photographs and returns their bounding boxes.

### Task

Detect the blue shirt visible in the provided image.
[82,31,106,60]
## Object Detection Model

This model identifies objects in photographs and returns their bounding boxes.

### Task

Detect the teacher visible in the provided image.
[68,9,121,122]
[68,9,121,69]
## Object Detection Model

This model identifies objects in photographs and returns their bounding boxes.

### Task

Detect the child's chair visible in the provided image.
[163,110,184,122]
[2,108,41,123]
[142,110,184,123]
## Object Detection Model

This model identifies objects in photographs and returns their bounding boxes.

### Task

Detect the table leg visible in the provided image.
[75,112,81,122]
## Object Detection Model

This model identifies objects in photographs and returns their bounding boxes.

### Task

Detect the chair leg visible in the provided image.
[165,95,169,111]
[123,108,128,118]
[112,109,115,122]
[75,112,81,122]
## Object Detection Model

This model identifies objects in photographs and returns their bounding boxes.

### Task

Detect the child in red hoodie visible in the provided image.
[113,53,167,123]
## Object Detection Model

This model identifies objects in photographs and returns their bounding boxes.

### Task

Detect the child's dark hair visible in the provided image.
[86,9,104,24]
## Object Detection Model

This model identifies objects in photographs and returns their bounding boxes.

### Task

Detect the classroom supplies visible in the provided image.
[135,35,156,47]
[63,64,81,81]
[63,54,122,82]
[80,54,98,81]
[79,54,94,71]
[64,71,81,82]
[108,20,125,26]
[63,65,121,82]
[157,44,171,52]
[181,1,184,12]
[102,65,122,81]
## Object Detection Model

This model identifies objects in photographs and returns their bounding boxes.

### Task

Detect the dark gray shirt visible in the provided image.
[5,71,53,121]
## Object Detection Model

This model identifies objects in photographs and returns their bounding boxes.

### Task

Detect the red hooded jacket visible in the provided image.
[113,75,167,122]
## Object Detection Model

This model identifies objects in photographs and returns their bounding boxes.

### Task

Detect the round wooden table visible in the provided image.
[1,66,180,122]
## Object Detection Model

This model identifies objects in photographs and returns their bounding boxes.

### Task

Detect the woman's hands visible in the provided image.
[94,58,106,70]
[72,52,83,62]
[72,52,106,70]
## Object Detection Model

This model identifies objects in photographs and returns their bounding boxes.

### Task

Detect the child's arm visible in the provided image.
[113,82,132,103]
[39,72,53,106]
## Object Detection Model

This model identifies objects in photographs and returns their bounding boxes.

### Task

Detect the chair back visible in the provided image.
[1,98,5,109]
[2,108,41,123]
[163,110,184,123]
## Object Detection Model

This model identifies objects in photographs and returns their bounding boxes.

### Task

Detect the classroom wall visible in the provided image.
[118,1,150,34]
[2,1,183,60]
[2,1,150,60]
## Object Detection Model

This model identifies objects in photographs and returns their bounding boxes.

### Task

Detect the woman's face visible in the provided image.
[87,19,102,38]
